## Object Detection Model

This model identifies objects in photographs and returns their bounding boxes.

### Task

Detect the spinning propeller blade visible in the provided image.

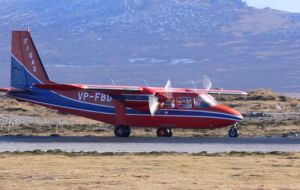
[148,79,173,116]
[164,79,173,99]
[203,75,212,91]
[149,95,159,116]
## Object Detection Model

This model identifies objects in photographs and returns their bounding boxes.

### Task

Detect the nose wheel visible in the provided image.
[228,124,239,138]
[157,128,173,137]
[114,125,131,137]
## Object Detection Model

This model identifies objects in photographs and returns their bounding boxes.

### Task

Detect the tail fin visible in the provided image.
[11,31,49,89]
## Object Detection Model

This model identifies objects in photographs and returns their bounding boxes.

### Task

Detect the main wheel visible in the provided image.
[156,128,173,137]
[114,125,131,137]
[166,128,173,137]
[228,125,239,138]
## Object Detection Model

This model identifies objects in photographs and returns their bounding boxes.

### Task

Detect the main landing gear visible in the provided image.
[114,125,131,137]
[228,124,239,138]
[156,128,173,137]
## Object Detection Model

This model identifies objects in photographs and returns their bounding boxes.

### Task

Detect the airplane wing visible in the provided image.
[207,89,248,95]
[34,83,143,94]
[34,83,247,96]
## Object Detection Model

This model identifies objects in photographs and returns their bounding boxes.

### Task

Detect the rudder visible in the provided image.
[11,31,49,89]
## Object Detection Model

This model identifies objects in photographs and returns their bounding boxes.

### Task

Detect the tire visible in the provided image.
[228,126,239,138]
[166,128,173,137]
[157,128,173,137]
[114,125,131,137]
[157,128,166,137]
[123,126,131,137]
[114,126,123,137]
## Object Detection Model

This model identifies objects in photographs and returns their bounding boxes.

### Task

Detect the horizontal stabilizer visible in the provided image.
[0,87,27,94]
[0,88,12,92]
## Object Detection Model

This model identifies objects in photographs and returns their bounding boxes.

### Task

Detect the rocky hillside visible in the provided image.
[0,0,299,93]
[218,89,300,113]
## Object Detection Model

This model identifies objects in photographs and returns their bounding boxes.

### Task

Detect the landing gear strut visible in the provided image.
[156,128,173,137]
[228,124,239,138]
[114,125,131,137]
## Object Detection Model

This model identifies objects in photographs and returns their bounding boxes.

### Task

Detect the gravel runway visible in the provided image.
[0,136,300,153]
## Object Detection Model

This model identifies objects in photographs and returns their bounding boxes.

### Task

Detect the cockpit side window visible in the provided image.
[176,97,192,109]
[194,94,217,109]
[194,96,208,108]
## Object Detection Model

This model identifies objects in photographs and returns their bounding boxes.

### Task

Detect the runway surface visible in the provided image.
[0,136,300,153]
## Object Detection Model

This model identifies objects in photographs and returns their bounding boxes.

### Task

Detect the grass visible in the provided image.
[0,151,299,190]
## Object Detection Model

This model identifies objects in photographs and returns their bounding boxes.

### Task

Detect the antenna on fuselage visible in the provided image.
[143,79,149,86]
[191,80,197,89]
[111,78,116,86]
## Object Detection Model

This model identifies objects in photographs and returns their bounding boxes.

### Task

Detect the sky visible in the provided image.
[244,0,300,13]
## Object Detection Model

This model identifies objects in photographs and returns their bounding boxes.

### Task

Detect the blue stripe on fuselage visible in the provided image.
[115,94,149,101]
[126,109,242,121]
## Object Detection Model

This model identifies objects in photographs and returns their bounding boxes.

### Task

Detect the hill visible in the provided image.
[0,0,299,93]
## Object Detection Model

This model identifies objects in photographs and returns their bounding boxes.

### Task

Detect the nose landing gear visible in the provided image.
[157,128,173,137]
[228,124,239,138]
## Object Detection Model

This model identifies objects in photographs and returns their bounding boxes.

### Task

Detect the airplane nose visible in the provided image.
[214,105,243,122]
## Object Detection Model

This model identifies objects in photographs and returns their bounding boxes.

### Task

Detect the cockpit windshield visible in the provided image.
[194,94,218,108]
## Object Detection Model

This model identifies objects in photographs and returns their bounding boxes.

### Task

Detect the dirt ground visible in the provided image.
[0,152,299,190]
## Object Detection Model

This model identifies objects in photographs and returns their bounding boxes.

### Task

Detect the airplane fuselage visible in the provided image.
[7,87,242,129]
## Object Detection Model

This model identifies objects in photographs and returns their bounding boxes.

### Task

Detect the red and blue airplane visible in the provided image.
[0,31,247,137]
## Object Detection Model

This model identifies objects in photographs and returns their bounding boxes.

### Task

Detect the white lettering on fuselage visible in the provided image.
[23,38,37,73]
[78,92,112,103]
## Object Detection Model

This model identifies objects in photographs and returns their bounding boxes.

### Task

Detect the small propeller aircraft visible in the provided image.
[0,31,247,138]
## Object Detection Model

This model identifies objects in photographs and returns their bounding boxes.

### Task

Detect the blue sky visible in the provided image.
[244,0,300,13]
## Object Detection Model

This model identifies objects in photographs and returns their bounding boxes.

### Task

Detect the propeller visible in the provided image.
[148,79,173,116]
[149,95,159,116]
[148,77,212,115]
[164,79,173,99]
[203,75,212,91]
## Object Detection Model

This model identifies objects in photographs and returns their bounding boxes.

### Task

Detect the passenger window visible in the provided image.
[176,97,192,109]
[163,99,175,108]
